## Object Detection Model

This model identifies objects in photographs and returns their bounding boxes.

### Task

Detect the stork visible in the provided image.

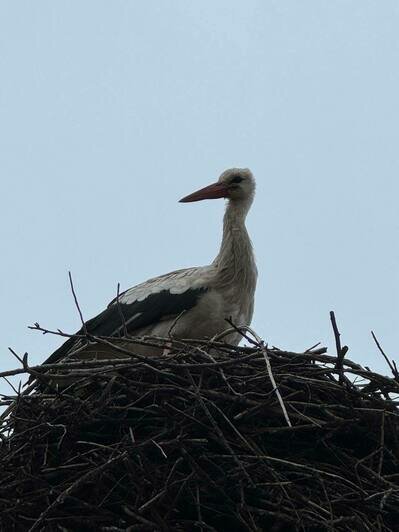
[43,168,257,364]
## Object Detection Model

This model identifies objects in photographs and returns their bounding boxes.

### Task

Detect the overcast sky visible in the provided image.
[1,1,398,396]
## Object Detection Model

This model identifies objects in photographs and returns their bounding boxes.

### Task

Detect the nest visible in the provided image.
[1,328,399,532]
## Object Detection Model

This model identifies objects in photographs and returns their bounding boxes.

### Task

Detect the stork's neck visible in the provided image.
[213,198,256,289]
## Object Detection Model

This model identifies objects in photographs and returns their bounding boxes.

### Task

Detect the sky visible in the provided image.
[1,1,398,396]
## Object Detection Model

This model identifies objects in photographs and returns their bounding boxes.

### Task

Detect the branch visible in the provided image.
[68,271,87,335]
[330,311,349,385]
[371,331,399,381]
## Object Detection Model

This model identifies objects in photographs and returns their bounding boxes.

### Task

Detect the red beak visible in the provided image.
[179,182,228,203]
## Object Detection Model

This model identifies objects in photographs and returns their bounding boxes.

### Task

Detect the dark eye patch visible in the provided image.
[230,175,243,184]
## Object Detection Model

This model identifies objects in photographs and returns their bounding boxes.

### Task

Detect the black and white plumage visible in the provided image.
[45,168,257,364]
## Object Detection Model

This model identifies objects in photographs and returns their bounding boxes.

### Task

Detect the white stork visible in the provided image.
[44,168,257,363]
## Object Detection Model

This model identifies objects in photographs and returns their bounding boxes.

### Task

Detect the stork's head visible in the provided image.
[179,168,255,204]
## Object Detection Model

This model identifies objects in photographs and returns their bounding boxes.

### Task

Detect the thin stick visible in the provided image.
[330,311,348,384]
[226,321,292,428]
[7,347,24,365]
[168,310,186,337]
[371,331,399,380]
[260,344,292,428]
[28,452,127,531]
[68,271,87,335]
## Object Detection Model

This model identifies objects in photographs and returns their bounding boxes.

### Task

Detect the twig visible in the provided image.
[2,376,20,395]
[378,410,385,476]
[371,331,399,380]
[68,271,87,335]
[28,451,127,531]
[260,344,292,428]
[330,311,348,385]
[7,347,25,365]
[225,321,292,428]
[168,310,186,337]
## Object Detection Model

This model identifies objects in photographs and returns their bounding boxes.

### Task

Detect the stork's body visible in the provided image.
[44,168,257,364]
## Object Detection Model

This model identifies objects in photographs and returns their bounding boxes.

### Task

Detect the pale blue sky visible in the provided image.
[1,1,398,395]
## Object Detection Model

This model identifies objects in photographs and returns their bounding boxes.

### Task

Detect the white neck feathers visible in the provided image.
[213,198,257,292]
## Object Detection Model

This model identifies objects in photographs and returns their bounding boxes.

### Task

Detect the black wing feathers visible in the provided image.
[44,287,207,365]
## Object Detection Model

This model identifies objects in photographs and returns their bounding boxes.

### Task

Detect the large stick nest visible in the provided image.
[1,331,399,531]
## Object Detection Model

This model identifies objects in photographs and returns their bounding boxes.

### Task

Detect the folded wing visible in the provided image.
[43,267,211,365]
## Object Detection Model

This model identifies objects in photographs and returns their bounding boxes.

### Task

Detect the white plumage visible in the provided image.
[120,267,210,303]
[45,168,257,364]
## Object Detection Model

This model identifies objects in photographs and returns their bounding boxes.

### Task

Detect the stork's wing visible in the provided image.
[44,267,211,365]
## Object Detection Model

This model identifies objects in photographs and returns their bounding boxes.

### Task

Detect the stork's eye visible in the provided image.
[230,175,243,184]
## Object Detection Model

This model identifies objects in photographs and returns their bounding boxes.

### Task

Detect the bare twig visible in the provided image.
[371,330,399,380]
[68,271,87,335]
[330,311,349,385]
[224,320,292,428]
[168,310,186,337]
